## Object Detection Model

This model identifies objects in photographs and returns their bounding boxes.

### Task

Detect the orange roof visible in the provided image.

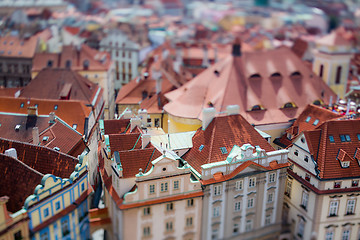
[0,97,91,134]
[0,35,38,58]
[317,28,353,47]
[164,46,336,125]
[182,114,275,173]
[64,26,81,36]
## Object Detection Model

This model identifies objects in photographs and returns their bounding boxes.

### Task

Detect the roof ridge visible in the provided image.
[318,122,328,178]
[207,118,217,165]
[0,152,44,177]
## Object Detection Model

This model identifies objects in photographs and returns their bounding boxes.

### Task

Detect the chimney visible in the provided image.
[141,134,151,149]
[32,127,39,145]
[138,109,148,126]
[49,112,56,123]
[202,45,209,67]
[27,106,38,116]
[226,105,240,115]
[5,148,17,159]
[156,77,163,94]
[202,107,216,130]
[130,117,141,131]
[232,37,242,57]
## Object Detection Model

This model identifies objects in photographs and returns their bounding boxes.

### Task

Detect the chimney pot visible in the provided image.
[130,117,141,131]
[49,112,56,123]
[27,106,38,116]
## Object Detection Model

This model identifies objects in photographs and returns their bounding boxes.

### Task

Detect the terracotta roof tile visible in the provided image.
[164,46,336,125]
[183,114,274,173]
[108,133,141,154]
[0,153,43,213]
[0,36,38,58]
[0,138,78,179]
[103,119,130,135]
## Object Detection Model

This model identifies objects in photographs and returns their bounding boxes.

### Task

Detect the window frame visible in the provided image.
[329,201,339,217]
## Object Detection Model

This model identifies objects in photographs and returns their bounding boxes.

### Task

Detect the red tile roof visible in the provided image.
[64,26,80,36]
[0,153,43,213]
[183,114,274,173]
[108,133,142,154]
[103,119,130,135]
[32,45,111,72]
[0,138,78,179]
[303,119,360,179]
[139,93,168,114]
[0,97,91,134]
[165,46,336,125]
[20,68,99,105]
[0,36,38,58]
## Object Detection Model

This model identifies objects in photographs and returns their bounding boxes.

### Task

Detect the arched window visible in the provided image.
[283,102,295,108]
[335,66,342,84]
[251,105,262,111]
[249,73,262,80]
[271,72,282,77]
[313,100,321,106]
[319,64,324,78]
[290,71,301,77]
[65,60,72,69]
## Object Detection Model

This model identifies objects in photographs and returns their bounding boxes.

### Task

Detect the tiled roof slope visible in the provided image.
[119,148,162,178]
[0,153,43,213]
[164,46,336,125]
[0,97,91,134]
[20,68,99,104]
[103,119,130,135]
[303,119,360,179]
[32,45,111,72]
[108,133,142,154]
[182,114,275,173]
[140,93,168,114]
[287,104,340,138]
[0,35,38,58]
[0,138,78,179]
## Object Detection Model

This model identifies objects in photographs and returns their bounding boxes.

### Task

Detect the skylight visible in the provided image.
[357,134,360,141]
[54,105,58,110]
[72,124,77,130]
[42,136,49,141]
[313,119,319,126]
[340,134,351,142]
[20,103,24,108]
[329,135,335,143]
[305,116,311,123]
[199,145,204,152]
[220,147,228,154]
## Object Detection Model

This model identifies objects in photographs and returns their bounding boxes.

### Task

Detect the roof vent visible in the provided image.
[42,136,49,141]
[15,125,21,131]
[53,147,60,151]
[5,148,17,159]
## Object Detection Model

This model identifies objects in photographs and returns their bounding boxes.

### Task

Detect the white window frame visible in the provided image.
[325,230,334,240]
[346,199,355,215]
[143,226,151,237]
[301,191,309,209]
[249,177,256,188]
[214,185,222,196]
[235,180,243,190]
[285,179,292,197]
[342,229,351,240]
[297,218,305,238]
[245,219,253,232]
[267,192,274,203]
[269,173,276,183]
[329,201,338,216]
[247,198,254,209]
[234,201,241,212]
[160,182,168,192]
[213,206,220,218]
[173,180,179,190]
[265,213,271,225]
[149,184,155,194]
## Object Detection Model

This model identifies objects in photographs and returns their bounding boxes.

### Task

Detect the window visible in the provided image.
[149,184,155,194]
[340,135,351,142]
[44,208,49,217]
[285,179,292,197]
[161,182,168,192]
[143,207,151,216]
[245,219,253,232]
[247,198,254,208]
[54,105,58,110]
[166,221,173,231]
[61,219,69,236]
[329,201,338,216]
[294,150,299,156]
[319,64,324,78]
[304,156,309,162]
[234,201,241,211]
[335,66,342,84]
[154,118,160,127]
[211,228,218,240]
[283,102,295,108]
[305,173,311,182]
[55,201,60,210]
[297,218,305,238]
[213,206,220,217]
[265,214,271,225]
[313,119,319,126]
[342,229,350,240]
[269,173,276,183]
[345,135,351,141]
[20,102,24,108]
[214,185,221,196]
[187,199,194,207]
[249,177,256,188]
[220,147,228,154]
[305,116,311,123]
[143,226,150,237]
[329,135,335,143]
[352,180,359,187]
[346,199,356,215]
[233,223,239,234]
[334,182,341,188]
[65,60,72,68]
[325,231,334,240]
[186,217,193,227]
[267,192,273,203]
[14,231,22,240]
[357,134,360,141]
[235,180,243,190]
[40,232,49,240]
[173,180,179,190]
[199,145,204,151]
[81,182,85,192]
[166,203,173,211]
[301,191,309,210]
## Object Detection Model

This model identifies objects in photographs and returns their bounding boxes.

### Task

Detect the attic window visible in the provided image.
[352,180,359,187]
[83,60,90,70]
[220,147,228,154]
[305,116,311,123]
[47,60,53,67]
[313,119,319,126]
[290,71,302,77]
[357,134,360,141]
[329,135,335,143]
[313,100,321,106]
[42,136,49,141]
[54,105,58,110]
[251,105,262,111]
[199,145,204,152]
[20,103,24,108]
[283,102,295,109]
[334,182,341,188]
[340,135,351,142]
[15,125,21,131]
[271,72,282,77]
[249,73,262,80]
[342,161,350,168]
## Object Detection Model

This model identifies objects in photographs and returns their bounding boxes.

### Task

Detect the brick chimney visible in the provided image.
[138,109,148,126]
[27,106,38,116]
[202,107,216,130]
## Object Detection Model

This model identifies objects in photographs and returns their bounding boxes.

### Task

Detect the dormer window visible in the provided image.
[290,71,302,80]
[83,60,90,70]
[342,161,350,168]
[42,136,49,142]
[270,72,282,78]
[249,73,262,80]
[334,182,341,188]
[220,147,228,154]
[199,145,204,152]
[251,105,263,111]
[283,102,295,109]
[352,180,359,187]
[329,135,335,143]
